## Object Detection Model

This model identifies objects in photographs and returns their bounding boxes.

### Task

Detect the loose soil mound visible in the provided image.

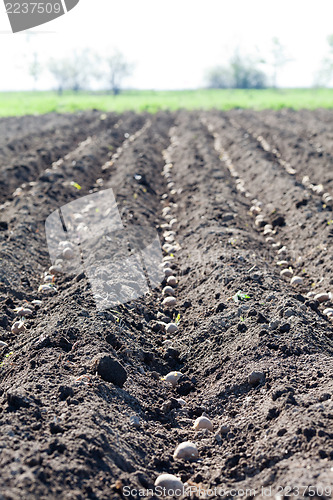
[0,110,332,499]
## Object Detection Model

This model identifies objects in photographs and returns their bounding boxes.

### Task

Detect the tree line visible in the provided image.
[30,49,133,95]
[206,36,333,89]
[29,36,333,93]
[206,38,290,90]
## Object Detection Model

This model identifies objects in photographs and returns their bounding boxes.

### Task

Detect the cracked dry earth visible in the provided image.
[0,109,332,500]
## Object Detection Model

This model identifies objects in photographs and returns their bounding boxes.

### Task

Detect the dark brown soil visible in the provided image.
[0,110,332,500]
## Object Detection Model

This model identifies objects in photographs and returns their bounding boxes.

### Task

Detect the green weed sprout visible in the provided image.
[232,291,251,303]
[0,352,13,368]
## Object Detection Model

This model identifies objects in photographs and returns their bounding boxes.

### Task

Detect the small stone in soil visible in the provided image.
[276,260,289,268]
[154,474,184,493]
[314,293,330,303]
[63,247,74,260]
[280,268,293,278]
[162,296,176,307]
[219,424,230,435]
[248,371,265,386]
[49,265,63,276]
[11,320,25,334]
[290,276,303,285]
[269,320,279,330]
[193,416,214,432]
[173,441,199,460]
[167,276,177,287]
[31,300,43,306]
[165,323,178,334]
[163,371,183,387]
[44,275,54,283]
[15,307,33,316]
[130,416,140,428]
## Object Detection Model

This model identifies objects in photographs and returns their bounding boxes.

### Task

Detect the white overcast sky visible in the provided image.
[0,0,333,90]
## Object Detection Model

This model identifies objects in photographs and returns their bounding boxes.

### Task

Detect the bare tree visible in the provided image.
[314,35,333,87]
[70,50,98,92]
[29,52,42,90]
[105,51,133,95]
[270,37,291,88]
[48,50,97,94]
[48,57,74,94]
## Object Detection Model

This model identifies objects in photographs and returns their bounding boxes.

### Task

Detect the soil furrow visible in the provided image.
[148,110,333,496]
[205,112,333,301]
[0,112,184,499]
[230,109,333,189]
[0,113,148,317]
[0,112,121,205]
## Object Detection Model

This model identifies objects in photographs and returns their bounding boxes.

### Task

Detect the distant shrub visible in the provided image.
[206,53,267,90]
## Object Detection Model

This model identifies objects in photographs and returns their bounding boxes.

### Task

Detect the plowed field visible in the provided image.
[0,110,332,499]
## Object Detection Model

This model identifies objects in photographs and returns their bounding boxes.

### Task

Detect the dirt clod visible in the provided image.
[248,370,266,386]
[92,354,127,387]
